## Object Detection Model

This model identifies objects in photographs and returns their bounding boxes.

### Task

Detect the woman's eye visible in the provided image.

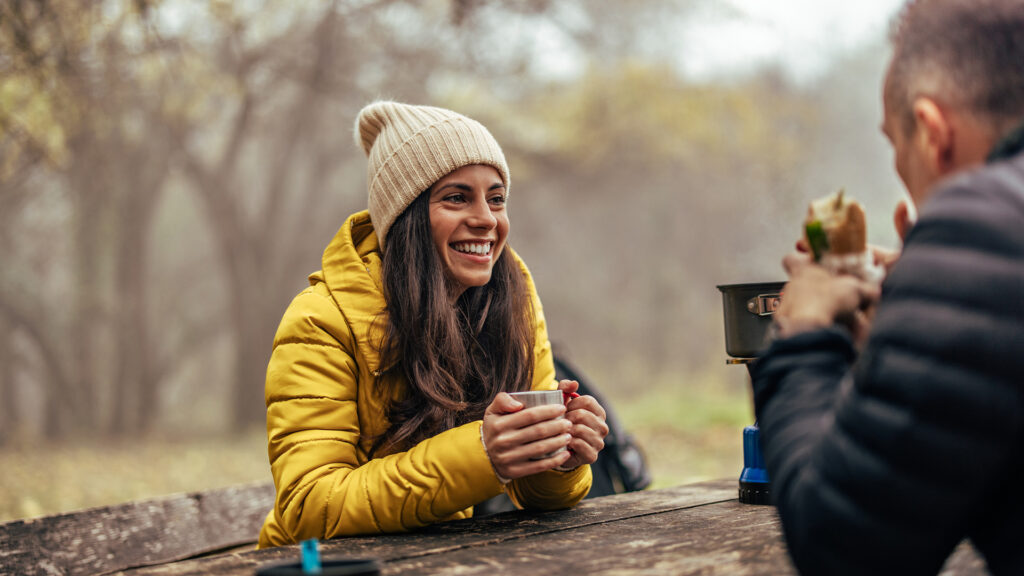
[444,194,466,203]
[488,195,507,205]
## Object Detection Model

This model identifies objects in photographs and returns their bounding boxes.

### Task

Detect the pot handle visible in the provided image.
[746,293,782,316]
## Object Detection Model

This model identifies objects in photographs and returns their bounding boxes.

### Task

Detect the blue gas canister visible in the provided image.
[738,423,771,505]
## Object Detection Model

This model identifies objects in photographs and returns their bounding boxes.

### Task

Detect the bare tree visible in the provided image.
[0,0,178,436]
[0,317,14,444]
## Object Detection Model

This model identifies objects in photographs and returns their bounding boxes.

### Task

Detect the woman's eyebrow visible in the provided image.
[433,182,472,194]
[433,182,505,195]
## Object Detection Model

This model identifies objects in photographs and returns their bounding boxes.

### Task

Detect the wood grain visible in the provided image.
[3,478,988,576]
[0,481,274,575]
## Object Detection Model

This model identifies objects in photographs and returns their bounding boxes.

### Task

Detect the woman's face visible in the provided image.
[427,164,509,299]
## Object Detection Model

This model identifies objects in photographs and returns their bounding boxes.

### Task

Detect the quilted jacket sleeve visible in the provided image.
[750,168,1024,575]
[261,283,505,546]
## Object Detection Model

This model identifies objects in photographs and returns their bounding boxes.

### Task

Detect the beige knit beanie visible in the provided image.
[354,101,511,244]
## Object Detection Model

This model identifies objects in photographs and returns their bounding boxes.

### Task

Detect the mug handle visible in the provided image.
[561,391,581,457]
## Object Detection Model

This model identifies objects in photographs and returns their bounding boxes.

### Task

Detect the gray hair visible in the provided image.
[887,0,1024,137]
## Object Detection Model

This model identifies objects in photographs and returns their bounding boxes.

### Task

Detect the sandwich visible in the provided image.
[803,189,882,282]
[804,189,867,261]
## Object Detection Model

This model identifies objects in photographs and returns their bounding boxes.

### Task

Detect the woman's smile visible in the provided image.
[450,241,494,260]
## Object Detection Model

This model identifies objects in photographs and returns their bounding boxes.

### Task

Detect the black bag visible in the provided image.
[473,348,652,516]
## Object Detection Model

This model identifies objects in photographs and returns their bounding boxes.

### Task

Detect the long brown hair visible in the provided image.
[371,192,535,456]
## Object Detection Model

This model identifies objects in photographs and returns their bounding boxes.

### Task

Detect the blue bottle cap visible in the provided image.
[301,539,322,574]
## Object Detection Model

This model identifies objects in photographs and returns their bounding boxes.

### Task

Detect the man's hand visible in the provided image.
[776,253,881,343]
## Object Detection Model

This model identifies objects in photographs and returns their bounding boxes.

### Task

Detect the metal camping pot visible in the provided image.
[716,281,786,359]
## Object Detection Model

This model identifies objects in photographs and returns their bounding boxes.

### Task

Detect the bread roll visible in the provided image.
[804,189,867,260]
[803,189,883,283]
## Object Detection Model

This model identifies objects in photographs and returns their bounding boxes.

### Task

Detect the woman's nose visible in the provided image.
[466,198,496,228]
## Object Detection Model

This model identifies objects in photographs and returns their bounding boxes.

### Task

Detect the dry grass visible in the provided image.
[0,369,755,523]
[0,431,270,523]
[612,371,754,489]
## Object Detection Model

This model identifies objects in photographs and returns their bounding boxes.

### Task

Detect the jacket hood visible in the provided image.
[317,210,387,375]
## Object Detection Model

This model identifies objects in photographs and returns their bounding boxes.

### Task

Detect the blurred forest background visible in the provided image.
[0,0,905,521]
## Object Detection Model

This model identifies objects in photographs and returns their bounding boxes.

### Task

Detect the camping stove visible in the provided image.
[716,281,785,506]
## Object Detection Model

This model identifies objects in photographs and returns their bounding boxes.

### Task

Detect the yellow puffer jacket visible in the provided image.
[258,210,591,548]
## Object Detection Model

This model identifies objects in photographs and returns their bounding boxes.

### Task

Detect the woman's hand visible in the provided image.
[556,379,609,471]
[482,393,574,480]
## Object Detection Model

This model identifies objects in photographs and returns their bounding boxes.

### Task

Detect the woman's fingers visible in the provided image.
[556,379,580,397]
[560,426,604,469]
[488,415,571,451]
[500,450,573,478]
[566,395,606,422]
[567,437,602,464]
[487,392,523,415]
[567,412,610,443]
[561,397,609,469]
[487,432,573,467]
[488,400,565,429]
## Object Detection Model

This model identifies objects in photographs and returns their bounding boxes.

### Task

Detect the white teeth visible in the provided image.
[453,242,491,255]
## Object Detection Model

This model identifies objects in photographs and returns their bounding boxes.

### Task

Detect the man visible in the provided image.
[751,0,1024,574]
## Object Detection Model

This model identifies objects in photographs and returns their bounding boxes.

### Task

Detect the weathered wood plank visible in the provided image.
[115,478,987,576]
[0,481,274,576]
[387,501,985,575]
[117,479,740,575]
[389,499,793,575]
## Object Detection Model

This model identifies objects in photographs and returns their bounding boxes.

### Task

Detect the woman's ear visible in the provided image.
[912,97,954,175]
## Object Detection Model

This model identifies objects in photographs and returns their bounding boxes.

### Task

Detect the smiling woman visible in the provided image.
[257,101,609,548]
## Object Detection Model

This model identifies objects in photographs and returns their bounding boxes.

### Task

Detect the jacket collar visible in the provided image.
[987,117,1024,163]
[319,210,386,374]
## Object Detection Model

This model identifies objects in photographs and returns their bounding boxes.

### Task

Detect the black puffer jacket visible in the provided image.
[751,149,1024,575]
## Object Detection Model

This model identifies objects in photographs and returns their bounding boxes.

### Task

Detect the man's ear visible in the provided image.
[912,97,954,174]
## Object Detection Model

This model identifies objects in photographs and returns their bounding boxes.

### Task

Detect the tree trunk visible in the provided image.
[176,5,345,431]
[111,141,167,435]
[0,295,80,441]
[230,286,276,430]
[0,316,15,445]
[67,146,109,438]
[183,163,268,431]
[111,206,148,435]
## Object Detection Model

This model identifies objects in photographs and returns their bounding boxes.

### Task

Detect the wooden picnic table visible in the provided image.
[106,478,986,576]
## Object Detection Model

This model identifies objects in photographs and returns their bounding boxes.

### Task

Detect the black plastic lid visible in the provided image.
[738,480,772,506]
[255,558,382,576]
